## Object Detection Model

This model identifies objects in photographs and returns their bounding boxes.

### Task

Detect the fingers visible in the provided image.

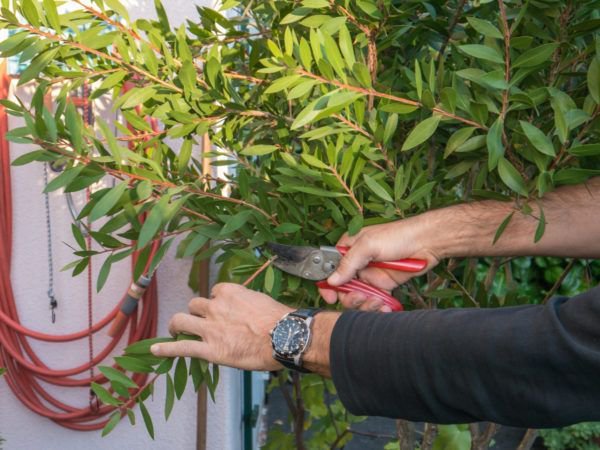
[327,241,375,286]
[189,297,210,317]
[319,288,338,304]
[168,312,203,338]
[151,340,211,359]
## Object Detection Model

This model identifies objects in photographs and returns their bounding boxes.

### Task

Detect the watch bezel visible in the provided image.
[270,315,311,357]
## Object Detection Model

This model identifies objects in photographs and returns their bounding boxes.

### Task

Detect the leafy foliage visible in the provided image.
[540,422,600,450]
[1,0,599,445]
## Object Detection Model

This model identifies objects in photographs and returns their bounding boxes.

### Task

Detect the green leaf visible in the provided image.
[65,102,84,152]
[138,401,155,439]
[588,57,600,104]
[431,424,471,450]
[241,145,278,156]
[97,256,113,293]
[356,0,382,19]
[99,366,139,389]
[174,357,188,400]
[363,174,393,202]
[493,212,514,244]
[379,103,418,114]
[89,181,128,222]
[278,185,346,197]
[91,382,121,406]
[287,80,318,100]
[444,127,476,158]
[11,150,48,166]
[534,206,546,243]
[219,209,253,236]
[42,0,60,31]
[401,115,441,151]
[114,356,154,373]
[486,118,504,170]
[43,166,84,193]
[414,59,423,100]
[165,374,175,420]
[519,121,555,156]
[264,265,275,292]
[512,43,558,69]
[405,181,436,205]
[21,0,40,27]
[117,87,156,110]
[137,195,169,248]
[125,337,176,355]
[274,223,302,233]
[347,214,363,236]
[264,74,302,94]
[102,412,122,437]
[18,47,60,85]
[567,144,600,156]
[280,7,311,25]
[179,60,197,95]
[338,24,355,69]
[178,139,193,173]
[383,113,398,145]
[458,44,504,64]
[301,153,328,169]
[498,157,528,197]
[104,0,130,21]
[98,70,128,93]
[467,17,503,39]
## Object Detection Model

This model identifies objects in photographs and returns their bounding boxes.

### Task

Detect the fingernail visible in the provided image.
[381,306,392,313]
[150,344,161,355]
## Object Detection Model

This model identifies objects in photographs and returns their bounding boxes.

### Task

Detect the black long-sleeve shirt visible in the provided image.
[330,285,600,428]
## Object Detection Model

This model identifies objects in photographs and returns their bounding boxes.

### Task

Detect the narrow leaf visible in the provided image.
[401,115,441,151]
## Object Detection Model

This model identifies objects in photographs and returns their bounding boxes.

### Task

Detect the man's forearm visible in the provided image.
[426,177,600,259]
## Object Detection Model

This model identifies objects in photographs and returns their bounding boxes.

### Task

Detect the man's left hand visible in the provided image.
[150,283,293,371]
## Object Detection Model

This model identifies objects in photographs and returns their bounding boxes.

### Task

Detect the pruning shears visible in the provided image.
[267,243,427,311]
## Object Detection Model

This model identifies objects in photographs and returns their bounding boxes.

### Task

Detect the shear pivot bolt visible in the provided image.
[312,256,321,264]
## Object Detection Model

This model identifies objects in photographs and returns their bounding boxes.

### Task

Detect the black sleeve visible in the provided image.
[330,285,600,428]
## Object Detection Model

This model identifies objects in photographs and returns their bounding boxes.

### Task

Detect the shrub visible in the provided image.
[1,0,599,447]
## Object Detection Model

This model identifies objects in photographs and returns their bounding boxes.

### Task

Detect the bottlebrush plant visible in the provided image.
[1,0,599,448]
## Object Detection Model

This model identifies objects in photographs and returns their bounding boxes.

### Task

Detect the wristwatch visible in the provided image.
[270,308,321,373]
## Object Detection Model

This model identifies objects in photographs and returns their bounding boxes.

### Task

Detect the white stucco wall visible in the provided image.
[0,1,249,449]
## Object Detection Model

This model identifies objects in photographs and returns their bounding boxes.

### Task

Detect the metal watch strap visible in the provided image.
[273,308,321,373]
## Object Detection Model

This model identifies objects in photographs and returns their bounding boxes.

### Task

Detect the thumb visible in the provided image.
[328,243,373,286]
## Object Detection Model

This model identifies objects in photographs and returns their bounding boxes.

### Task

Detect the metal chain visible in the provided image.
[43,162,58,323]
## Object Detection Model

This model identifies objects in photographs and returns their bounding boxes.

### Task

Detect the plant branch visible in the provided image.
[436,0,468,67]
[542,259,576,304]
[17,23,183,94]
[329,166,363,214]
[297,69,486,129]
[498,0,511,123]
[242,257,276,287]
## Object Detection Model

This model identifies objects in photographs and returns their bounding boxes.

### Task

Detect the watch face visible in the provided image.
[272,317,309,356]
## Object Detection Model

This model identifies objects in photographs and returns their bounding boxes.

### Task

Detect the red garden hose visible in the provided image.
[0,65,160,430]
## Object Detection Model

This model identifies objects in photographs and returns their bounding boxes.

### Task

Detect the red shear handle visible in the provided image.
[316,280,403,311]
[336,246,427,272]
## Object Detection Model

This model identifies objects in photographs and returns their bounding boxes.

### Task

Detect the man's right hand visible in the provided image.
[319,213,443,312]
[320,177,600,312]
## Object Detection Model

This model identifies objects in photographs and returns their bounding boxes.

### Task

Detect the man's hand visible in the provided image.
[150,283,293,371]
[320,214,442,311]
[321,178,600,311]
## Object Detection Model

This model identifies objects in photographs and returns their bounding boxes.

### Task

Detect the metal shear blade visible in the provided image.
[267,243,341,281]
